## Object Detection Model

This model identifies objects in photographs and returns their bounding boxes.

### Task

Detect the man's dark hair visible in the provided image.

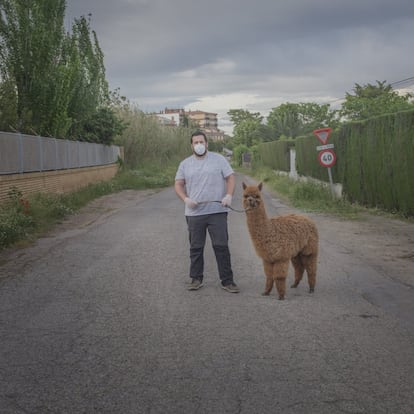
[190,130,207,143]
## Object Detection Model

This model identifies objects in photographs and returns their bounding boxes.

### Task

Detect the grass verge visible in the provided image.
[0,166,176,251]
[238,167,410,220]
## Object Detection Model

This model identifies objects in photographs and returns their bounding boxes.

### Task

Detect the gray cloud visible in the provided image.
[66,0,414,133]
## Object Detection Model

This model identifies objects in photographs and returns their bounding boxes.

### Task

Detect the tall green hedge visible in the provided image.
[255,140,292,172]
[256,109,414,216]
[337,111,414,215]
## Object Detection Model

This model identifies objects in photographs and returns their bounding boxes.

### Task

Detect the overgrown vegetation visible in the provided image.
[0,1,124,142]
[245,165,413,222]
[0,166,176,250]
[0,105,192,250]
[244,166,367,219]
[114,106,191,169]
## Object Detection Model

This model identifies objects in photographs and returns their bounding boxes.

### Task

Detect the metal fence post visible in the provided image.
[38,135,43,171]
[19,133,24,173]
[66,139,69,169]
[55,138,58,170]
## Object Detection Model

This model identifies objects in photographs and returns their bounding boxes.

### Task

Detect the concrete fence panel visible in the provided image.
[0,131,122,204]
[0,132,121,174]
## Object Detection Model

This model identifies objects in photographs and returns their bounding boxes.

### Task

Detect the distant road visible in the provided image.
[0,173,413,413]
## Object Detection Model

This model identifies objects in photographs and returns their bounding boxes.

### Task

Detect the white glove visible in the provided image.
[221,194,232,207]
[184,197,198,209]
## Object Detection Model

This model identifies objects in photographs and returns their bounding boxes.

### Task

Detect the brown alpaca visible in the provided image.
[242,182,319,300]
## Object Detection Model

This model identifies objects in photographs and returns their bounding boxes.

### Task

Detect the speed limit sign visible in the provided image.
[318,149,336,167]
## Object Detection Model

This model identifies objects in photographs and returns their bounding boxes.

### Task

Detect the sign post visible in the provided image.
[313,128,336,196]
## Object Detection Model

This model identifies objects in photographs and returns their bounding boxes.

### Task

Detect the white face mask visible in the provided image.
[193,143,206,156]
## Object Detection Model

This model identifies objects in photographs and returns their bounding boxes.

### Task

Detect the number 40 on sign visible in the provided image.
[313,127,337,196]
[318,149,336,168]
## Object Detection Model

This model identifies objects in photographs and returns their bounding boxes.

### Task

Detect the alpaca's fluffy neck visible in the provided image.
[246,203,272,238]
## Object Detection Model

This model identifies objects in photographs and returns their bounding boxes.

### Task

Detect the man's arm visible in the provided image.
[175,179,198,209]
[174,179,187,201]
[225,173,235,196]
[221,173,235,207]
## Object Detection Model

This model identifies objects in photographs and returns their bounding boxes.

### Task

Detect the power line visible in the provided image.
[329,76,414,106]
[390,76,414,88]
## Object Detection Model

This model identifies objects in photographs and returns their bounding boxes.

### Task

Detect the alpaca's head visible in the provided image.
[242,182,263,210]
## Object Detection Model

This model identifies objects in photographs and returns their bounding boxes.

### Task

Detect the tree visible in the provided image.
[232,119,262,147]
[340,80,414,121]
[66,14,110,139]
[296,102,338,132]
[0,78,18,131]
[0,0,69,136]
[81,107,126,145]
[266,103,302,139]
[227,109,263,127]
[227,109,268,146]
[208,139,224,153]
[0,2,121,143]
[267,102,338,139]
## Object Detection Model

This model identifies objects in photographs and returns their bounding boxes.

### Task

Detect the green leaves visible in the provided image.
[227,109,270,146]
[0,0,67,135]
[227,103,339,146]
[340,80,414,121]
[267,102,338,139]
[0,2,120,144]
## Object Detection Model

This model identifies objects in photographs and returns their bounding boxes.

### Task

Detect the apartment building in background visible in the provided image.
[153,108,225,141]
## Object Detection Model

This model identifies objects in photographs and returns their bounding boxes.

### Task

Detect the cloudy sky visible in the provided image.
[65,0,414,134]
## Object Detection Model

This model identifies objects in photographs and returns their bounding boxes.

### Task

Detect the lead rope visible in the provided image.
[197,200,249,213]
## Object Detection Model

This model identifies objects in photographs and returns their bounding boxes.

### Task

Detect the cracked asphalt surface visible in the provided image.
[0,173,413,413]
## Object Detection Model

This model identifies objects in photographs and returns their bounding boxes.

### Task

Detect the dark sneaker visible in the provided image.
[188,279,203,290]
[221,282,240,293]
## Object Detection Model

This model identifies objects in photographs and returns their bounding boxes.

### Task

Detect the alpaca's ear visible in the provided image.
[242,182,247,189]
[258,182,263,191]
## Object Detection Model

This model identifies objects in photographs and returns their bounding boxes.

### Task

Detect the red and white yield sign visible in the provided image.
[318,149,336,168]
[314,127,336,167]
[313,127,332,144]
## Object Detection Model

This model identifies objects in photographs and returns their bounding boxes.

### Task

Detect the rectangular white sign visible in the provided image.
[316,144,335,151]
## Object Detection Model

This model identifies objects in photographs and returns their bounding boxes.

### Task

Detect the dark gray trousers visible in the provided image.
[186,213,234,286]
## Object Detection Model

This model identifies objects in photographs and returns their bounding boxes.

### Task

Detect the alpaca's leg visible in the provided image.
[262,261,274,296]
[302,254,318,293]
[290,255,305,288]
[274,261,290,300]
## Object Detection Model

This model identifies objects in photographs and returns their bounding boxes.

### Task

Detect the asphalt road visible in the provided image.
[0,173,413,414]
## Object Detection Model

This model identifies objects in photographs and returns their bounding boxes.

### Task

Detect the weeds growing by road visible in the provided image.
[244,166,414,222]
[243,167,364,219]
[0,166,176,250]
[0,105,190,251]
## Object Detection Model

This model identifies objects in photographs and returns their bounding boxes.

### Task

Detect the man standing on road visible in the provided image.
[174,130,239,293]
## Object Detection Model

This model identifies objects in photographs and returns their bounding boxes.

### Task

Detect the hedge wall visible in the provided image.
[257,109,414,216]
[255,140,292,172]
[336,111,414,215]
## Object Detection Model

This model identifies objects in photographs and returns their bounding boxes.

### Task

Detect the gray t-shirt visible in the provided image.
[175,152,234,216]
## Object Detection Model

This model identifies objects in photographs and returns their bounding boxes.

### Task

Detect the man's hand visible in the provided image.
[184,197,198,209]
[221,194,232,207]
